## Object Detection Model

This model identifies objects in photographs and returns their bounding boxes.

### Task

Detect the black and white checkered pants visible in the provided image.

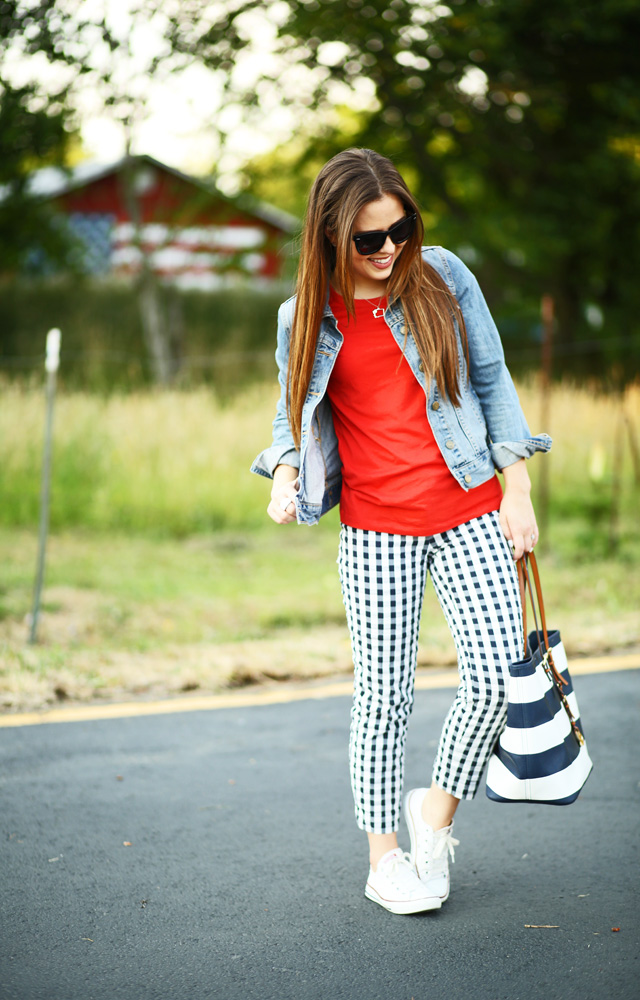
[338,510,523,834]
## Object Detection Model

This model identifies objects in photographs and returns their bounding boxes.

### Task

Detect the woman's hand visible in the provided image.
[267,464,299,525]
[499,459,538,560]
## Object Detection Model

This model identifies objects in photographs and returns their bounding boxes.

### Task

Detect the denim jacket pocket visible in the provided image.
[452,403,488,457]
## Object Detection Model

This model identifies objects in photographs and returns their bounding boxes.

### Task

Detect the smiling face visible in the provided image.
[348,193,407,298]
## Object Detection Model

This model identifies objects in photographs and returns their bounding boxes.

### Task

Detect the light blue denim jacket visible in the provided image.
[251,246,551,525]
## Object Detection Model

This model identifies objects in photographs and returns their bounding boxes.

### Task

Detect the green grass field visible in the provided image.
[1,379,638,541]
[1,379,638,711]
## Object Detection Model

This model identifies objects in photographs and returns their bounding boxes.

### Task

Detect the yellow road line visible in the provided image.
[0,653,638,729]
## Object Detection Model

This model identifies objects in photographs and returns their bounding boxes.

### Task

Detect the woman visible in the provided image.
[251,148,551,915]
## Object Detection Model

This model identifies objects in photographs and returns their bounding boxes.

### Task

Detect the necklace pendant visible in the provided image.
[372,306,385,319]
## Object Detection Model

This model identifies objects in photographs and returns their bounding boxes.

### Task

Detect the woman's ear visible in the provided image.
[324,226,336,246]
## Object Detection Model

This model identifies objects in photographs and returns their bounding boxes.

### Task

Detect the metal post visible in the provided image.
[609,403,624,554]
[622,406,640,485]
[28,329,61,645]
[538,295,554,549]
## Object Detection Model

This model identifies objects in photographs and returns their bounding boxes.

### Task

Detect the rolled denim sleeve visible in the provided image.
[443,250,552,469]
[250,298,301,480]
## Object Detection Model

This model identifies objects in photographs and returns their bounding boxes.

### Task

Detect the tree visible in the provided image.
[173,0,640,377]
[0,3,77,272]
[0,0,201,381]
[237,106,369,217]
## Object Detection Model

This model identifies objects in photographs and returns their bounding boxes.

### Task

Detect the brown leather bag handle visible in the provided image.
[518,552,567,689]
[522,552,551,653]
[519,553,584,744]
[517,558,527,658]
[527,552,551,647]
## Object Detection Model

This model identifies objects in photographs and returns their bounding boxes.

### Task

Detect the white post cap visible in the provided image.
[45,328,61,373]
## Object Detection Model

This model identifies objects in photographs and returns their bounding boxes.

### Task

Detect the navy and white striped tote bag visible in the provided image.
[486,554,593,805]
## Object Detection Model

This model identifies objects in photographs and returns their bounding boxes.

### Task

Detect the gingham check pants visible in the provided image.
[338,510,523,834]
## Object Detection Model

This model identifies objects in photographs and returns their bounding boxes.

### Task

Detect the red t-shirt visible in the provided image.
[326,288,503,536]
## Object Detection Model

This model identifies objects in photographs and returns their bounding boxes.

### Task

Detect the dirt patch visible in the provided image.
[0,625,354,712]
[2,584,639,714]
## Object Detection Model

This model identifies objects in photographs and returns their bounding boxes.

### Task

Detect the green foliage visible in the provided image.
[0,280,287,391]
[0,82,77,271]
[183,0,640,380]
[0,2,202,278]
[240,106,371,218]
[3,1,640,380]
[0,4,91,271]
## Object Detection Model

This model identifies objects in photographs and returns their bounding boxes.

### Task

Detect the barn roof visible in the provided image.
[11,154,299,234]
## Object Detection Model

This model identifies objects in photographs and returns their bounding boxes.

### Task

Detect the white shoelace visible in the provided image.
[418,828,460,877]
[378,850,421,890]
[432,829,460,864]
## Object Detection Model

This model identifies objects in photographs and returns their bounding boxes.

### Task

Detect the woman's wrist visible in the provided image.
[271,464,299,498]
[500,458,531,494]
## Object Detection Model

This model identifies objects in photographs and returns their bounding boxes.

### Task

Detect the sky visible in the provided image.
[70,0,296,187]
[3,0,390,192]
[4,0,375,192]
[1,1,287,189]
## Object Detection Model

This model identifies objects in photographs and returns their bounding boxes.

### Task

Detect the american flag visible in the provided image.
[70,218,268,289]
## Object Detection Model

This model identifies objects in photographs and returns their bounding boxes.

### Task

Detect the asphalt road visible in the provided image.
[1,669,638,1000]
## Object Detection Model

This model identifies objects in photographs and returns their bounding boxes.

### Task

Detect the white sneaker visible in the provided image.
[404,787,460,903]
[365,847,442,915]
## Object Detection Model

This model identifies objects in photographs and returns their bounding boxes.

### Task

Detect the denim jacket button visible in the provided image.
[432,401,440,411]
[418,362,424,372]
[464,474,472,484]
[445,439,455,449]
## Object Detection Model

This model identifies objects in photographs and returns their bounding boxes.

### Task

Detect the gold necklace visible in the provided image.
[363,296,386,319]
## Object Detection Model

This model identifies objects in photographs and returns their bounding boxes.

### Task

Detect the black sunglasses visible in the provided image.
[352,213,417,256]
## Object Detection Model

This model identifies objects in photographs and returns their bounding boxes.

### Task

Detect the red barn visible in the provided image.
[28,154,298,289]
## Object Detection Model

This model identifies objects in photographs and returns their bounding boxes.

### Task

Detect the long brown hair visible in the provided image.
[287,148,468,448]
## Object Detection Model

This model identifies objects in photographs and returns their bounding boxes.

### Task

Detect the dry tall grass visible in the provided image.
[0,379,638,536]
[0,383,278,532]
[516,379,639,494]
